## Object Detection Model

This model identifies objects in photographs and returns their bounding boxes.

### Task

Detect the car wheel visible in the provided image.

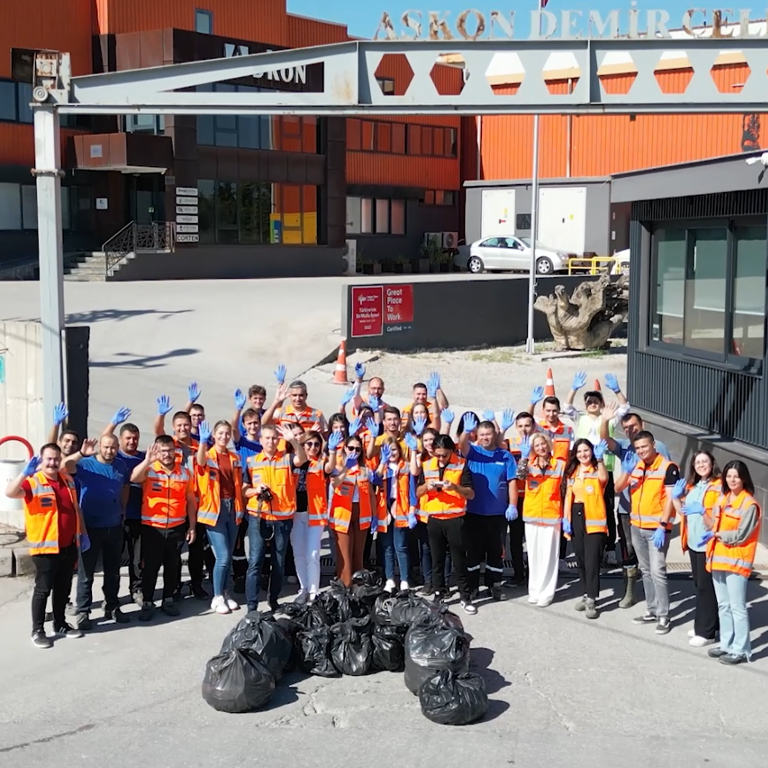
[467,256,484,274]
[535,257,553,275]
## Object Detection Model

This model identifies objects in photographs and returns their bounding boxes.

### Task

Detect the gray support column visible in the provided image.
[33,106,65,429]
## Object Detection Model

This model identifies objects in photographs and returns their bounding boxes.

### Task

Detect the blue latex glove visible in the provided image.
[341,387,356,407]
[23,456,41,477]
[365,418,378,437]
[274,364,287,385]
[79,533,91,553]
[380,444,391,465]
[594,439,608,461]
[53,402,68,426]
[652,526,667,550]
[562,518,573,536]
[531,386,544,404]
[427,371,441,398]
[354,362,366,380]
[407,512,418,529]
[697,531,714,548]
[482,409,496,422]
[505,504,518,522]
[441,408,455,425]
[188,382,201,403]
[328,431,343,451]
[412,417,427,436]
[234,389,246,410]
[682,499,705,516]
[621,453,637,474]
[518,437,531,457]
[404,433,418,452]
[463,413,478,433]
[572,371,587,391]
[604,373,621,393]
[344,452,358,470]
[111,407,131,426]
[349,417,362,436]
[157,395,172,417]
[671,478,687,500]
[500,409,515,433]
[368,395,380,412]
[198,420,212,445]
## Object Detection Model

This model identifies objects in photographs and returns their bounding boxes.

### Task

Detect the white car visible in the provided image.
[455,235,571,275]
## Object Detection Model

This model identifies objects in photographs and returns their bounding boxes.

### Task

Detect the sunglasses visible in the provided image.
[305,441,321,448]
[347,446,363,452]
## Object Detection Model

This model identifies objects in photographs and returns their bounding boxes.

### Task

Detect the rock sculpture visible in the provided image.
[534,273,629,350]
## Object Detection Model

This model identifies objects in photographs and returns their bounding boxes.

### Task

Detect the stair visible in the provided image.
[64,251,109,282]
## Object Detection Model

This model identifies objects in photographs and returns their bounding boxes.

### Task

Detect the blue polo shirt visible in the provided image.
[235,435,263,466]
[119,449,146,521]
[465,445,517,516]
[77,456,130,528]
[613,439,671,515]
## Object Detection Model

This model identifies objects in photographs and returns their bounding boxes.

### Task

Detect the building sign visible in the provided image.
[175,188,199,245]
[224,42,307,85]
[384,284,414,333]
[176,234,200,243]
[374,8,763,40]
[351,284,414,338]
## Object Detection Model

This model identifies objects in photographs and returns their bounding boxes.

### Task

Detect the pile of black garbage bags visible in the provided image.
[202,570,488,725]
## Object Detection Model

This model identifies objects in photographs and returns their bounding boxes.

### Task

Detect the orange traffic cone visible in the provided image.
[593,379,601,392]
[544,368,556,397]
[332,339,350,385]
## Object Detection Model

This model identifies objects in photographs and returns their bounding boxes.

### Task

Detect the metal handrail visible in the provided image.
[102,221,175,276]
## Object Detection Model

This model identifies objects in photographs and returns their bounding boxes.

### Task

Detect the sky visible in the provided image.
[285,0,745,39]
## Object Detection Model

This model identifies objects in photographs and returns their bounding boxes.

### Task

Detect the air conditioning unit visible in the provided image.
[342,239,357,276]
[423,232,442,247]
[442,231,459,249]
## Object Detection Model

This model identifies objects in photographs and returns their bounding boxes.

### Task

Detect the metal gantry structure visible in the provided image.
[30,38,768,419]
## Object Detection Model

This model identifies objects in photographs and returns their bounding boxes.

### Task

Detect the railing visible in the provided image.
[567,256,624,276]
[102,221,175,276]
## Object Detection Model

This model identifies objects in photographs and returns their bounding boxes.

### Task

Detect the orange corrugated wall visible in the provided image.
[481,62,764,179]
[286,13,349,46]
[0,124,79,167]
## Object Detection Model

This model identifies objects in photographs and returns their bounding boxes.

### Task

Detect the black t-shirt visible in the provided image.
[663,463,680,486]
[295,461,310,512]
[418,464,474,489]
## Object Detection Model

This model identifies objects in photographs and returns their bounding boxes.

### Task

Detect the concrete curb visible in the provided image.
[0,525,32,577]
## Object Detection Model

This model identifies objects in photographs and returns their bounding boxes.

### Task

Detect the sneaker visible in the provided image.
[460,600,478,615]
[708,646,728,659]
[433,590,447,604]
[139,603,155,622]
[131,590,144,608]
[508,575,526,587]
[295,590,310,606]
[527,595,539,604]
[399,580,410,592]
[224,594,240,611]
[54,623,83,639]
[105,607,130,624]
[491,587,507,602]
[172,585,183,602]
[268,600,279,613]
[574,596,587,612]
[191,584,209,601]
[76,613,92,630]
[585,599,599,620]
[31,630,52,649]
[632,612,657,625]
[655,617,671,635]
[688,629,696,639]
[65,601,77,616]
[162,598,180,617]
[287,575,298,585]
[421,582,434,596]
[384,579,397,594]
[232,577,246,595]
[308,592,318,605]
[537,598,553,608]
[689,635,715,647]
[719,653,747,665]
[211,596,231,615]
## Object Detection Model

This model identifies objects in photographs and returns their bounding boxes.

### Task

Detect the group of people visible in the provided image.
[8,365,760,665]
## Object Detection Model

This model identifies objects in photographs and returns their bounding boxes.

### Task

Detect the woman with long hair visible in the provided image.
[327,412,349,441]
[667,451,721,647]
[196,420,245,615]
[563,438,609,619]
[702,460,761,665]
[518,432,565,607]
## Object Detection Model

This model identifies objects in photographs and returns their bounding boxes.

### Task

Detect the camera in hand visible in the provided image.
[256,487,274,503]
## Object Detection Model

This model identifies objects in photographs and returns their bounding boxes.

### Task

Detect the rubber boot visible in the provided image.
[619,567,638,609]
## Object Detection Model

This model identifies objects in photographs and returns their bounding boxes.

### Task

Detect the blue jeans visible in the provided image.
[245,515,293,610]
[206,499,239,597]
[712,570,751,658]
[378,524,410,582]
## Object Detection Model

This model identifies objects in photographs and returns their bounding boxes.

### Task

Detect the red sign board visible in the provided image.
[351,286,384,337]
[384,284,414,327]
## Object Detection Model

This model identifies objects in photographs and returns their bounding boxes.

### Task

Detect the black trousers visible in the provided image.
[32,544,78,632]
[617,513,637,568]
[183,521,215,588]
[603,473,616,550]
[142,524,185,603]
[124,518,142,593]
[232,517,249,581]
[465,513,506,591]
[571,503,605,599]
[428,516,470,599]
[689,549,719,640]
[76,524,123,615]
[507,495,526,581]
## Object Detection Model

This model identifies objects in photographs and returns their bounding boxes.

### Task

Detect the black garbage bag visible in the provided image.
[330,621,374,676]
[297,625,340,678]
[350,569,383,606]
[371,624,407,672]
[220,611,292,680]
[404,615,471,695]
[388,593,438,627]
[418,670,489,725]
[319,579,370,624]
[202,648,275,713]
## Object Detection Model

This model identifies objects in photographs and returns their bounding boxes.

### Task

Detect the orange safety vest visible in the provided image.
[24,471,80,555]
[197,448,245,527]
[523,457,565,526]
[629,453,675,530]
[141,461,192,529]
[298,459,328,527]
[679,479,720,553]
[330,465,375,533]
[246,450,296,521]
[376,462,411,531]
[278,405,324,431]
[537,421,573,463]
[420,453,467,520]
[566,467,608,534]
[706,490,761,578]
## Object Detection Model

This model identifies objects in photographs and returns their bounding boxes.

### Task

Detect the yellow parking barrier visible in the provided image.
[567,256,619,275]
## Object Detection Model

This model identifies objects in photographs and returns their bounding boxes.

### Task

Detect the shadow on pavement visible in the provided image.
[90,348,199,369]
[66,308,193,325]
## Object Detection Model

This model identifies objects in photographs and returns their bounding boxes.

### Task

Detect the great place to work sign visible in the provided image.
[373,8,764,40]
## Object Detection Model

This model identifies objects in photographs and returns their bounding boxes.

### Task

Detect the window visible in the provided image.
[448,127,457,157]
[0,183,21,229]
[375,199,390,234]
[421,189,456,206]
[216,181,239,243]
[732,225,767,359]
[391,199,406,235]
[0,81,16,120]
[408,125,421,155]
[21,185,37,229]
[70,186,93,232]
[347,119,361,151]
[433,127,444,156]
[421,127,433,156]
[361,198,373,234]
[125,114,164,135]
[17,83,32,123]
[346,196,361,234]
[652,228,686,345]
[375,123,391,153]
[376,77,395,95]
[198,180,215,244]
[361,122,374,152]
[195,8,213,34]
[392,123,406,154]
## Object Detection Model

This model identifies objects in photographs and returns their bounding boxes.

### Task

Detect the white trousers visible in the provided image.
[525,522,561,604]
[290,511,323,595]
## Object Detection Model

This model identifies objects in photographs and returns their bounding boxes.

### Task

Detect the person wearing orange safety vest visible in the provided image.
[563,438,609,619]
[416,434,476,614]
[666,451,721,648]
[529,390,574,464]
[244,423,306,612]
[291,430,329,604]
[263,375,329,434]
[130,435,197,622]
[195,419,245,616]
[517,432,566,608]
[700,460,761,665]
[6,443,88,648]
[507,411,537,587]
[615,430,681,635]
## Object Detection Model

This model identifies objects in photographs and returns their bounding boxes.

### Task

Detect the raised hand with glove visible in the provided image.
[234,389,246,410]
[604,373,621,394]
[572,371,587,391]
[197,421,212,445]
[111,407,131,426]
[327,431,343,452]
[53,402,69,427]
[354,362,366,381]
[427,371,441,399]
[593,440,608,462]
[157,395,172,417]
[187,382,201,403]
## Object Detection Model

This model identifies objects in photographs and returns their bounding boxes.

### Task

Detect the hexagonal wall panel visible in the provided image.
[653,52,693,95]
[373,54,413,96]
[597,51,637,95]
[430,54,469,96]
